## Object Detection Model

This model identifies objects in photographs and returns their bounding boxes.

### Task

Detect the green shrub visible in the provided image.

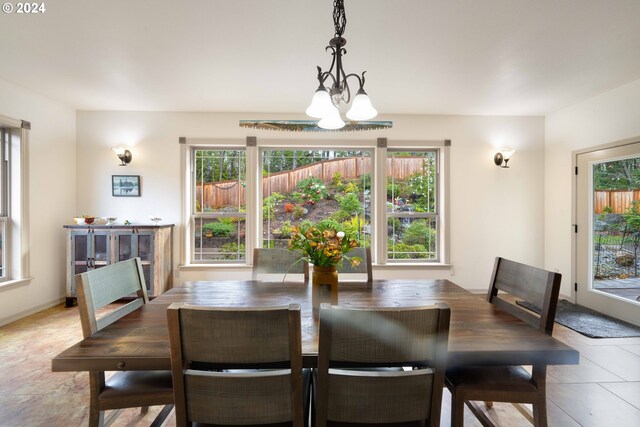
[390,243,429,259]
[281,220,294,237]
[386,177,410,199]
[203,220,235,237]
[342,216,369,246]
[337,193,361,214]
[402,220,436,246]
[315,218,343,232]
[292,204,306,219]
[332,172,343,186]
[361,173,371,189]
[263,193,285,219]
[296,176,328,205]
[408,173,435,211]
[330,210,352,222]
[343,182,359,194]
[220,242,245,260]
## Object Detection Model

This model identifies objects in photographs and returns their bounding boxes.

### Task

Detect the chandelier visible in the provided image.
[305,0,378,130]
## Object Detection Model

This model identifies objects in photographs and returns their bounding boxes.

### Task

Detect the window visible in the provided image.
[0,128,8,280]
[0,115,30,285]
[386,151,438,262]
[184,139,447,267]
[192,148,246,263]
[262,149,371,249]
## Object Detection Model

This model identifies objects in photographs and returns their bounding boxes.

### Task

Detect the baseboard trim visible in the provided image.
[0,297,66,327]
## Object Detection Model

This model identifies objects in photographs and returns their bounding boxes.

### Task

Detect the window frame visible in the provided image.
[385,149,440,263]
[0,127,9,281]
[181,137,449,268]
[0,114,31,287]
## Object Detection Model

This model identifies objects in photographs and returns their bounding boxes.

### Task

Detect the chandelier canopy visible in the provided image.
[305,0,378,130]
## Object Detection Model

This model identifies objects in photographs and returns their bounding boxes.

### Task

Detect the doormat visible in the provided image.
[516,299,640,338]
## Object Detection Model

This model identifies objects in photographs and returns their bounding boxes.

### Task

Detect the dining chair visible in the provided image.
[315,304,451,427]
[252,248,309,282]
[167,303,309,427]
[336,247,373,284]
[444,256,562,427]
[75,257,173,427]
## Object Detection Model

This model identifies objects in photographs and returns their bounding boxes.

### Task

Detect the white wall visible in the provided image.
[0,79,76,326]
[545,78,640,297]
[77,111,545,291]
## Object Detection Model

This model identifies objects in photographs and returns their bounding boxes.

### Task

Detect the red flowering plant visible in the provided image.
[288,220,361,268]
[295,176,328,206]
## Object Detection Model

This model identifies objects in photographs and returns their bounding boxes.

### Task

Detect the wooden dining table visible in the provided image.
[51,279,579,372]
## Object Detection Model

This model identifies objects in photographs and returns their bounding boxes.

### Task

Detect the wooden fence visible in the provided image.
[196,157,428,209]
[594,190,640,214]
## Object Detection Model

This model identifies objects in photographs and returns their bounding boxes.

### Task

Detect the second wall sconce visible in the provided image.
[494,148,515,168]
[112,146,132,166]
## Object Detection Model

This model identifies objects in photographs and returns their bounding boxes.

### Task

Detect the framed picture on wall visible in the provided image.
[112,175,141,197]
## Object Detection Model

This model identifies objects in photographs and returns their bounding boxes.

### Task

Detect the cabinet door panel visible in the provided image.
[117,234,133,261]
[142,264,152,292]
[73,234,88,262]
[93,233,110,263]
[138,234,152,262]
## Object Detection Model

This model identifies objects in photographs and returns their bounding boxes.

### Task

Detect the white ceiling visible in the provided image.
[1,0,640,116]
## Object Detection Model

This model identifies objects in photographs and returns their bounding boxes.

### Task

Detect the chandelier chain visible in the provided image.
[333,0,347,37]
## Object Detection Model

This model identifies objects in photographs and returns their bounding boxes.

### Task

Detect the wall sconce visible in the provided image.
[112,146,132,166]
[494,148,515,168]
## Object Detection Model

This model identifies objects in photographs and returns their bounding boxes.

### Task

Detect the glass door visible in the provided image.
[576,143,640,326]
[91,230,110,269]
[114,229,154,292]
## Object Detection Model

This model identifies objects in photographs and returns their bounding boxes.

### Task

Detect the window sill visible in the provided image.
[0,277,33,290]
[178,263,452,270]
[179,264,251,270]
[373,263,452,269]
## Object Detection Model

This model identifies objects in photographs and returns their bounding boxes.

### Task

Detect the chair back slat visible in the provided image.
[327,368,433,424]
[178,306,292,364]
[323,305,442,364]
[252,248,309,282]
[168,303,304,427]
[488,257,562,334]
[81,258,147,310]
[184,369,292,425]
[316,304,450,427]
[336,247,373,283]
[75,258,149,337]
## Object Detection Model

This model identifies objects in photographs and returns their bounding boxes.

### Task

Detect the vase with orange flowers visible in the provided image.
[288,221,361,316]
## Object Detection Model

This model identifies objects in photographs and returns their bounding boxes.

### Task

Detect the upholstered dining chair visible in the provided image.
[336,247,373,284]
[252,248,309,283]
[75,257,173,427]
[315,304,451,427]
[167,303,309,427]
[445,257,562,427]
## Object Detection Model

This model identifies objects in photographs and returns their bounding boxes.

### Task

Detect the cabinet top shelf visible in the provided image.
[64,224,174,229]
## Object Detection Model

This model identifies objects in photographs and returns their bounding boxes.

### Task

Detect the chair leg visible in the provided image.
[533,399,548,427]
[141,406,149,414]
[88,408,103,427]
[450,391,465,427]
[485,401,493,409]
[88,372,104,427]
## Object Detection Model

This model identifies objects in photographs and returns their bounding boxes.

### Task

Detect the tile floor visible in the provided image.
[1,303,639,426]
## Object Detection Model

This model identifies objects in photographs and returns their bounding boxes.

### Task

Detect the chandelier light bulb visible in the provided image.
[306,87,334,119]
[346,89,378,121]
[318,107,346,130]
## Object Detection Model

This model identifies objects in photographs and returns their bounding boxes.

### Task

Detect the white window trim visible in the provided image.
[0,114,31,287]
[180,137,450,268]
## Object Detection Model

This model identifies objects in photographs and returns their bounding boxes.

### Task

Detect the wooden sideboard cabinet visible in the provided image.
[63,224,174,306]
